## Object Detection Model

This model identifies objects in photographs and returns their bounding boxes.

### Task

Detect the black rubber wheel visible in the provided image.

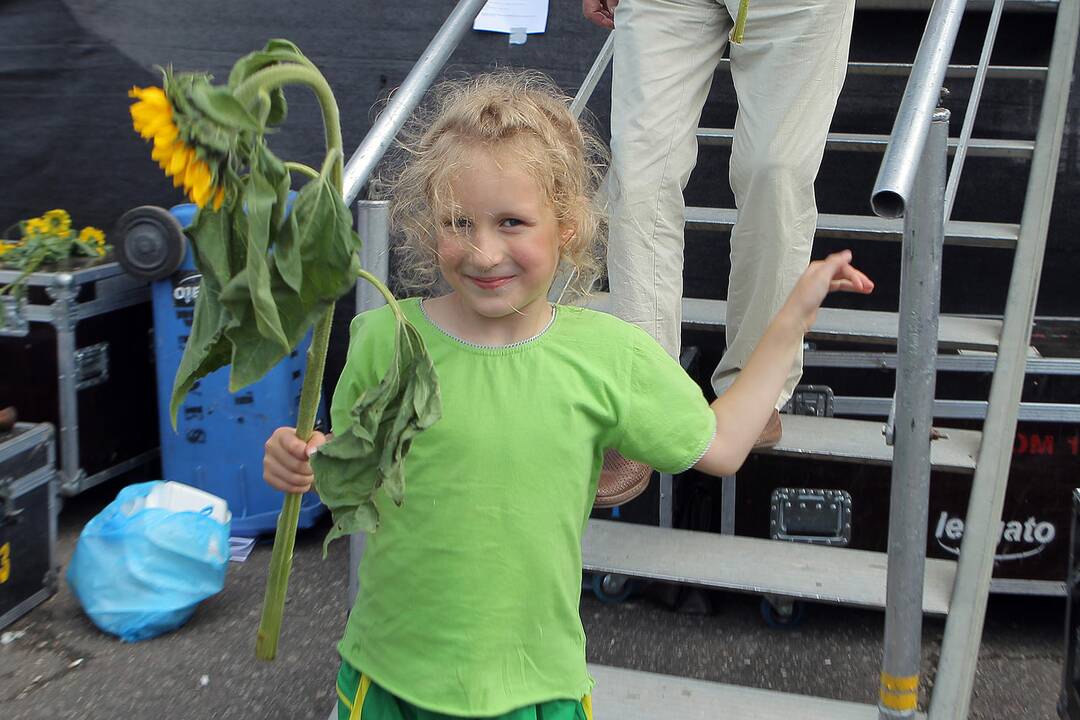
[591,573,635,604]
[760,597,807,630]
[113,206,187,281]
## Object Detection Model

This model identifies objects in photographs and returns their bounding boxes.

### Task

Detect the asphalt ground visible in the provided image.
[1,481,1067,720]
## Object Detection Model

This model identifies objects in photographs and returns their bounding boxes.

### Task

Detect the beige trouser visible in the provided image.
[606,0,855,408]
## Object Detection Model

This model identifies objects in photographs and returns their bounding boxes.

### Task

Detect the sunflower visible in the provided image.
[79,226,106,246]
[42,209,72,237]
[129,86,226,210]
[22,217,49,237]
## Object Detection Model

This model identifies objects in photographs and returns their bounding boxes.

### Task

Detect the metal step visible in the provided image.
[854,0,1055,10]
[590,665,918,720]
[582,520,956,615]
[833,395,1080,423]
[802,349,1080,374]
[684,206,1020,248]
[585,294,1002,350]
[760,414,980,473]
[697,128,1034,158]
[716,58,1048,80]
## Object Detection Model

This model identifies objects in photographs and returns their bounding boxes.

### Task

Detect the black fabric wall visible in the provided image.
[1,1,1078,390]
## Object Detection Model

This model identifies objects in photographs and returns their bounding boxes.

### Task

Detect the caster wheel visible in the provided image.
[592,573,635,604]
[113,206,187,281]
[760,596,806,630]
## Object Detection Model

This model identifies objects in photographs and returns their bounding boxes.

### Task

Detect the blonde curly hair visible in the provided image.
[377,70,608,302]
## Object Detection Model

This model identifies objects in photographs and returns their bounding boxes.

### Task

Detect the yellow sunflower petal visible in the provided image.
[184,158,211,195]
[168,145,192,177]
[141,114,174,141]
[212,187,225,210]
[151,140,176,166]
[138,86,169,108]
[191,181,214,208]
[153,124,179,146]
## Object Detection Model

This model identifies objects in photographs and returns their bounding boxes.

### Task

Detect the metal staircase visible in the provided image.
[335,0,1079,718]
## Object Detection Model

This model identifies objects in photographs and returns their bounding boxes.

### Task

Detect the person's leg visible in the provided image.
[711,0,855,411]
[608,0,732,360]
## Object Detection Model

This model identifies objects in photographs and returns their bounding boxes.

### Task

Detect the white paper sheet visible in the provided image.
[229,536,256,562]
[473,0,549,34]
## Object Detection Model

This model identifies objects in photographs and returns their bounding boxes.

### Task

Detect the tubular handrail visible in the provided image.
[944,0,1006,220]
[341,0,489,206]
[871,0,970,219]
[570,33,615,118]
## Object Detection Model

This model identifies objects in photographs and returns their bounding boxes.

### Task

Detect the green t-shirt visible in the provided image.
[330,298,715,716]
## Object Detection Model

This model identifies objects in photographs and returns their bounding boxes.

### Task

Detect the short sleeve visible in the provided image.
[613,329,716,474]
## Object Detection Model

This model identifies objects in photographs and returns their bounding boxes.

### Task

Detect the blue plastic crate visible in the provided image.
[151,203,325,536]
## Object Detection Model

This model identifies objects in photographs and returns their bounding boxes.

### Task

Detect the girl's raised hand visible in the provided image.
[784,250,874,332]
[263,426,328,494]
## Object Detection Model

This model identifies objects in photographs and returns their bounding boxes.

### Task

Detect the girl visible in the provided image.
[263,70,873,720]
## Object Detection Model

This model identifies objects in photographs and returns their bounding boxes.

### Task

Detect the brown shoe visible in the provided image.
[594,449,653,509]
[753,410,782,449]
[0,406,16,433]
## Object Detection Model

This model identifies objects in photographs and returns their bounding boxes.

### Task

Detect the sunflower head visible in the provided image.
[79,227,106,245]
[129,76,230,210]
[22,217,49,238]
[43,209,72,236]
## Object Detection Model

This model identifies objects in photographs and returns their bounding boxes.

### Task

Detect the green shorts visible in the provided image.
[335,661,594,720]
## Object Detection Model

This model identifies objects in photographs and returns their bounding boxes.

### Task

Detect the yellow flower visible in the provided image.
[79,227,106,245]
[43,209,71,235]
[129,86,225,210]
[0,243,12,257]
[23,218,48,237]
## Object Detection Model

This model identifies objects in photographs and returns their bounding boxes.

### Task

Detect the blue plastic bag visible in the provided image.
[66,481,230,642]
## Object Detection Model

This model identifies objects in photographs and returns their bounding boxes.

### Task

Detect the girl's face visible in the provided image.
[434,148,571,340]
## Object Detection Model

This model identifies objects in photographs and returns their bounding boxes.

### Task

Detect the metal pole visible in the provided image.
[944,0,1006,221]
[871,0,968,219]
[929,1,1080,716]
[341,0,489,206]
[48,274,81,495]
[355,200,391,314]
[348,200,392,607]
[570,32,615,119]
[878,108,949,720]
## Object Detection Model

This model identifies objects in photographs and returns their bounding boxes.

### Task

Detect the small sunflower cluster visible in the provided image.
[129,83,227,210]
[1,209,107,264]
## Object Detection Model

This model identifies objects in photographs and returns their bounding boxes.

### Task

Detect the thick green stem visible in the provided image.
[284,161,320,181]
[234,64,343,190]
[357,268,403,321]
[251,59,345,662]
[255,305,334,660]
[733,0,750,43]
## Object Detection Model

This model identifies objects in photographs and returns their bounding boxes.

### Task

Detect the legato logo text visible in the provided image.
[934,511,1056,561]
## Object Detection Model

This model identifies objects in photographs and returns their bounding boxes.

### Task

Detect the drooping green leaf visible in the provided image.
[242,152,289,352]
[169,277,231,426]
[273,212,303,294]
[293,174,363,298]
[311,309,442,547]
[189,80,263,133]
[187,206,232,286]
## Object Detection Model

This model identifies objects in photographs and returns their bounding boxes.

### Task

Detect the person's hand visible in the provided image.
[783,250,874,331]
[583,0,618,29]
[263,426,328,494]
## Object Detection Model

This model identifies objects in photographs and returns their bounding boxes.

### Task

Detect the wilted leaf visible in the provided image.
[311,309,442,546]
